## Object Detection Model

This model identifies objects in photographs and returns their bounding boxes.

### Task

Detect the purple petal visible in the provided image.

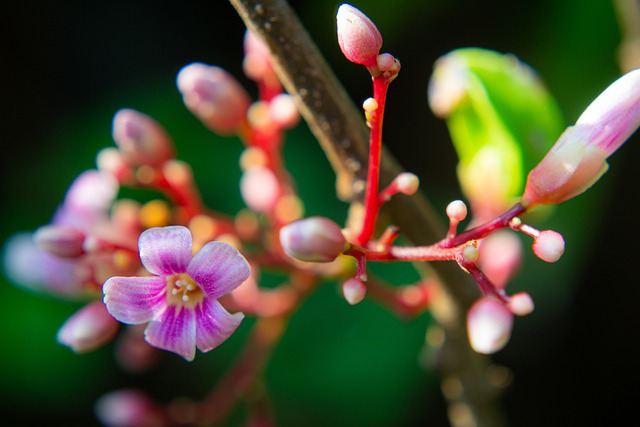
[139,226,192,276]
[103,276,166,324]
[144,305,196,361]
[187,241,250,300]
[195,298,244,353]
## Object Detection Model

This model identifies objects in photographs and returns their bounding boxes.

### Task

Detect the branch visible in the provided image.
[228,1,507,426]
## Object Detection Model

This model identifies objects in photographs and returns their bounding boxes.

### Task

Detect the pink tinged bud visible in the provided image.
[522,69,640,206]
[240,166,280,213]
[478,230,522,289]
[508,292,535,316]
[269,94,300,129]
[57,301,119,353]
[336,4,383,67]
[343,278,367,305]
[279,216,347,263]
[112,109,175,167]
[97,148,134,183]
[177,63,251,135]
[95,389,162,427]
[243,29,280,87]
[34,225,86,258]
[394,172,419,196]
[467,298,514,354]
[446,200,468,223]
[532,230,565,263]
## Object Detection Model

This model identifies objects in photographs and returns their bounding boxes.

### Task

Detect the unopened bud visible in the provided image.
[478,230,522,289]
[279,216,347,262]
[177,63,251,135]
[467,298,514,354]
[243,29,280,89]
[446,200,468,223]
[112,109,175,167]
[508,292,535,316]
[34,225,86,258]
[343,278,367,305]
[240,166,280,213]
[532,230,565,263]
[57,301,120,353]
[269,94,300,129]
[336,4,383,68]
[522,69,640,207]
[95,389,162,427]
[394,172,419,196]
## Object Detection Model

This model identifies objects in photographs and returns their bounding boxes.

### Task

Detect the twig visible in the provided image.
[228,0,507,426]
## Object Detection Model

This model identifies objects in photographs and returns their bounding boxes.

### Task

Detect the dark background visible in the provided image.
[3,0,639,426]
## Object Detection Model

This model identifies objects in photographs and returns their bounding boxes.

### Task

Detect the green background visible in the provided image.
[3,0,639,426]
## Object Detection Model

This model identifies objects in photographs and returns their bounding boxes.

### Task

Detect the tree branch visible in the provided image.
[228,1,507,426]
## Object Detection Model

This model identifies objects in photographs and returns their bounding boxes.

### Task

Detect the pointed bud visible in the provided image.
[467,298,514,354]
[177,63,251,135]
[280,217,347,263]
[343,278,367,305]
[57,301,119,353]
[532,230,565,263]
[34,225,86,258]
[336,4,383,68]
[112,109,175,167]
[522,69,640,206]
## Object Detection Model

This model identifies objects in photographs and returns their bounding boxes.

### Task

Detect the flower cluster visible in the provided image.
[2,2,639,426]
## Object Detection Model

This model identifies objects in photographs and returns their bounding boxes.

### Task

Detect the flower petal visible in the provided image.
[103,276,166,324]
[195,298,244,353]
[187,241,250,300]
[139,226,192,276]
[144,305,196,361]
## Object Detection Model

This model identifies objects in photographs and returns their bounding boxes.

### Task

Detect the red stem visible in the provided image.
[356,75,389,245]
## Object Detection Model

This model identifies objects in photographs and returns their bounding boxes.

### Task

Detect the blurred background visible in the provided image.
[3,0,639,426]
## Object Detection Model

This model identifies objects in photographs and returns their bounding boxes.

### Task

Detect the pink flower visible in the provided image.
[522,69,640,207]
[336,4,383,68]
[103,226,250,361]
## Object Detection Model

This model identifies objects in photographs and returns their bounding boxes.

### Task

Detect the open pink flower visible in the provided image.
[103,226,250,361]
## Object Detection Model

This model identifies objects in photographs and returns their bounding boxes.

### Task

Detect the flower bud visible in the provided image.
[532,230,565,263]
[467,298,513,354]
[95,389,162,427]
[446,200,468,223]
[478,230,522,289]
[57,301,120,353]
[177,63,251,135]
[343,278,366,305]
[112,109,175,167]
[508,292,535,316]
[522,69,640,207]
[279,217,347,263]
[336,4,383,68]
[240,166,280,213]
[34,225,86,258]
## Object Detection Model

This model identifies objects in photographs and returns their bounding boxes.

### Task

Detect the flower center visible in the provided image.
[166,273,205,308]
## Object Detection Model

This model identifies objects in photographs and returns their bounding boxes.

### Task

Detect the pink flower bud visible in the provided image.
[394,172,419,196]
[240,166,280,213]
[508,292,535,316]
[269,94,300,129]
[34,225,86,258]
[112,109,175,167]
[95,389,162,427]
[532,230,565,263]
[478,230,522,289]
[177,63,251,135]
[279,217,347,262]
[467,298,514,354]
[336,4,383,68]
[243,29,280,89]
[343,278,367,305]
[446,200,468,223]
[522,69,640,207]
[57,301,119,353]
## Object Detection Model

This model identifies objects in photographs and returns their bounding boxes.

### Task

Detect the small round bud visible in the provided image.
[343,278,367,305]
[478,230,522,289]
[508,292,535,316]
[269,94,300,129]
[336,4,383,67]
[279,217,347,263]
[446,200,468,222]
[240,166,280,213]
[467,298,514,354]
[95,389,162,427]
[462,245,479,263]
[395,172,419,196]
[532,230,565,263]
[362,97,378,113]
